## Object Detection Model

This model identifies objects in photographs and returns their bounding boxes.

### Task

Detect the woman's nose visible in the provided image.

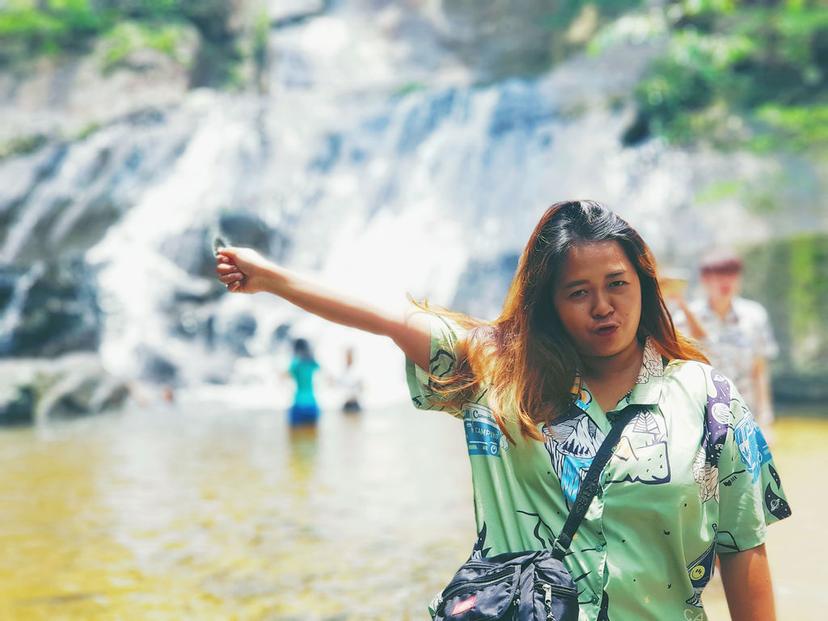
[592,293,614,318]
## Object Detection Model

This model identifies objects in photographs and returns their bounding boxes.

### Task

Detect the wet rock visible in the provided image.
[272,322,291,346]
[0,259,101,357]
[224,312,258,356]
[137,347,180,385]
[0,385,35,426]
[218,211,272,253]
[161,226,222,281]
[162,217,289,281]
[0,354,129,426]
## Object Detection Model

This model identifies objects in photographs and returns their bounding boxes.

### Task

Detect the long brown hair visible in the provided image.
[412,200,708,442]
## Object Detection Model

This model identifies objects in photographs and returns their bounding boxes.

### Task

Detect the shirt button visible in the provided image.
[591,595,600,605]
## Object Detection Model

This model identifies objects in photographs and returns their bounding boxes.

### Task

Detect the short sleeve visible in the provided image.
[405,313,466,418]
[715,379,791,554]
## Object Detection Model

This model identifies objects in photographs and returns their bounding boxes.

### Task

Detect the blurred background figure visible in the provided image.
[286,337,321,426]
[339,346,363,414]
[669,250,779,440]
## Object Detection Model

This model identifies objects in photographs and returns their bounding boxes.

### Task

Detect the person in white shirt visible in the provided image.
[669,249,779,440]
[339,346,363,414]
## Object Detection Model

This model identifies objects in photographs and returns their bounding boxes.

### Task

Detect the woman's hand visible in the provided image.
[215,247,274,294]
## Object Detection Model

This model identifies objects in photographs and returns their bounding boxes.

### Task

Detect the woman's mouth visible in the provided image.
[593,324,620,337]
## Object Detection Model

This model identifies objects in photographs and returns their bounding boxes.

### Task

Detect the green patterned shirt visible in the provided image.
[406,315,791,621]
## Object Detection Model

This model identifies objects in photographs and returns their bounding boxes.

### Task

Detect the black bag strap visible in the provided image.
[551,404,642,559]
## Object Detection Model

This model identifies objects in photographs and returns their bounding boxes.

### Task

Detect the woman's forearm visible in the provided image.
[260,262,395,336]
[719,544,776,621]
[216,246,432,368]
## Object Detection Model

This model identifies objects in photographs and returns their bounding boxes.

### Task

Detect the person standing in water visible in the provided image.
[287,338,321,426]
[339,346,363,414]
[215,201,789,620]
[670,249,779,442]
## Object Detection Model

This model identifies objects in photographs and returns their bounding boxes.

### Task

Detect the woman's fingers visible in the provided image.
[215,249,246,293]
[219,272,244,285]
[216,262,238,275]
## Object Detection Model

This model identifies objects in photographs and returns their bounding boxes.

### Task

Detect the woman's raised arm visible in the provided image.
[215,246,432,369]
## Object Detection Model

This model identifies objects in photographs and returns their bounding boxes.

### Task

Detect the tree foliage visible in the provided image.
[625,0,828,152]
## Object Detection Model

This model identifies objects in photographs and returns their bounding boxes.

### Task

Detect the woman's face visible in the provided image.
[552,241,642,359]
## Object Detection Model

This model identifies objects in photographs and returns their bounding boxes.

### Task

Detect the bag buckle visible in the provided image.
[551,537,568,558]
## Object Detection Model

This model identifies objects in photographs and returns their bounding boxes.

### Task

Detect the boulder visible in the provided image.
[0,354,129,426]
[0,259,101,357]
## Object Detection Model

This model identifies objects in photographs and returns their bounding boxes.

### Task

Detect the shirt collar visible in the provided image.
[569,336,665,414]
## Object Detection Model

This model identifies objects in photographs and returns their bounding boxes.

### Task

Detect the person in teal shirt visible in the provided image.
[287,338,321,426]
[215,200,790,620]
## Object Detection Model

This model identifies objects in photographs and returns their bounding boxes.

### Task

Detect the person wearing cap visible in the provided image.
[670,249,779,441]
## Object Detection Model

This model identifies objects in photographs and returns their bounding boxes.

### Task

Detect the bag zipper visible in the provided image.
[533,567,578,598]
[540,581,578,621]
[543,583,556,621]
[536,580,577,597]
[440,566,516,601]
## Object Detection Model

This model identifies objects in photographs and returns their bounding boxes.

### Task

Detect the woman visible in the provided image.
[286,337,321,426]
[215,200,789,621]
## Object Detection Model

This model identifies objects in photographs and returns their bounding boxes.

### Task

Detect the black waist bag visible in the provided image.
[432,550,577,621]
[431,406,640,621]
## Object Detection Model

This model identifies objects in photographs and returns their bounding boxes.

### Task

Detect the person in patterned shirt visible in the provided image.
[215,200,790,621]
[669,249,779,442]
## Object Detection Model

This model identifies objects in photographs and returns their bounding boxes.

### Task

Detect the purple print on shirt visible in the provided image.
[703,370,731,468]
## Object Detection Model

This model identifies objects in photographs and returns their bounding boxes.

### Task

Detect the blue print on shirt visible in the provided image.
[464,403,503,457]
[542,412,604,505]
[559,453,595,503]
[734,413,771,482]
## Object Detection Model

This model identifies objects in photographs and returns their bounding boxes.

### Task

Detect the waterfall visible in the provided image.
[0,2,780,406]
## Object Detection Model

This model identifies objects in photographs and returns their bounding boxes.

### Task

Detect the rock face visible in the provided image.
[0,385,35,426]
[0,354,129,426]
[0,260,101,357]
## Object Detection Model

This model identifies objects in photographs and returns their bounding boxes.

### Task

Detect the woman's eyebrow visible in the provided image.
[563,269,627,288]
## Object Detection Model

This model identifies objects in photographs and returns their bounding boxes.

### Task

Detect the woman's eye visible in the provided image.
[609,280,628,288]
[569,289,588,299]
